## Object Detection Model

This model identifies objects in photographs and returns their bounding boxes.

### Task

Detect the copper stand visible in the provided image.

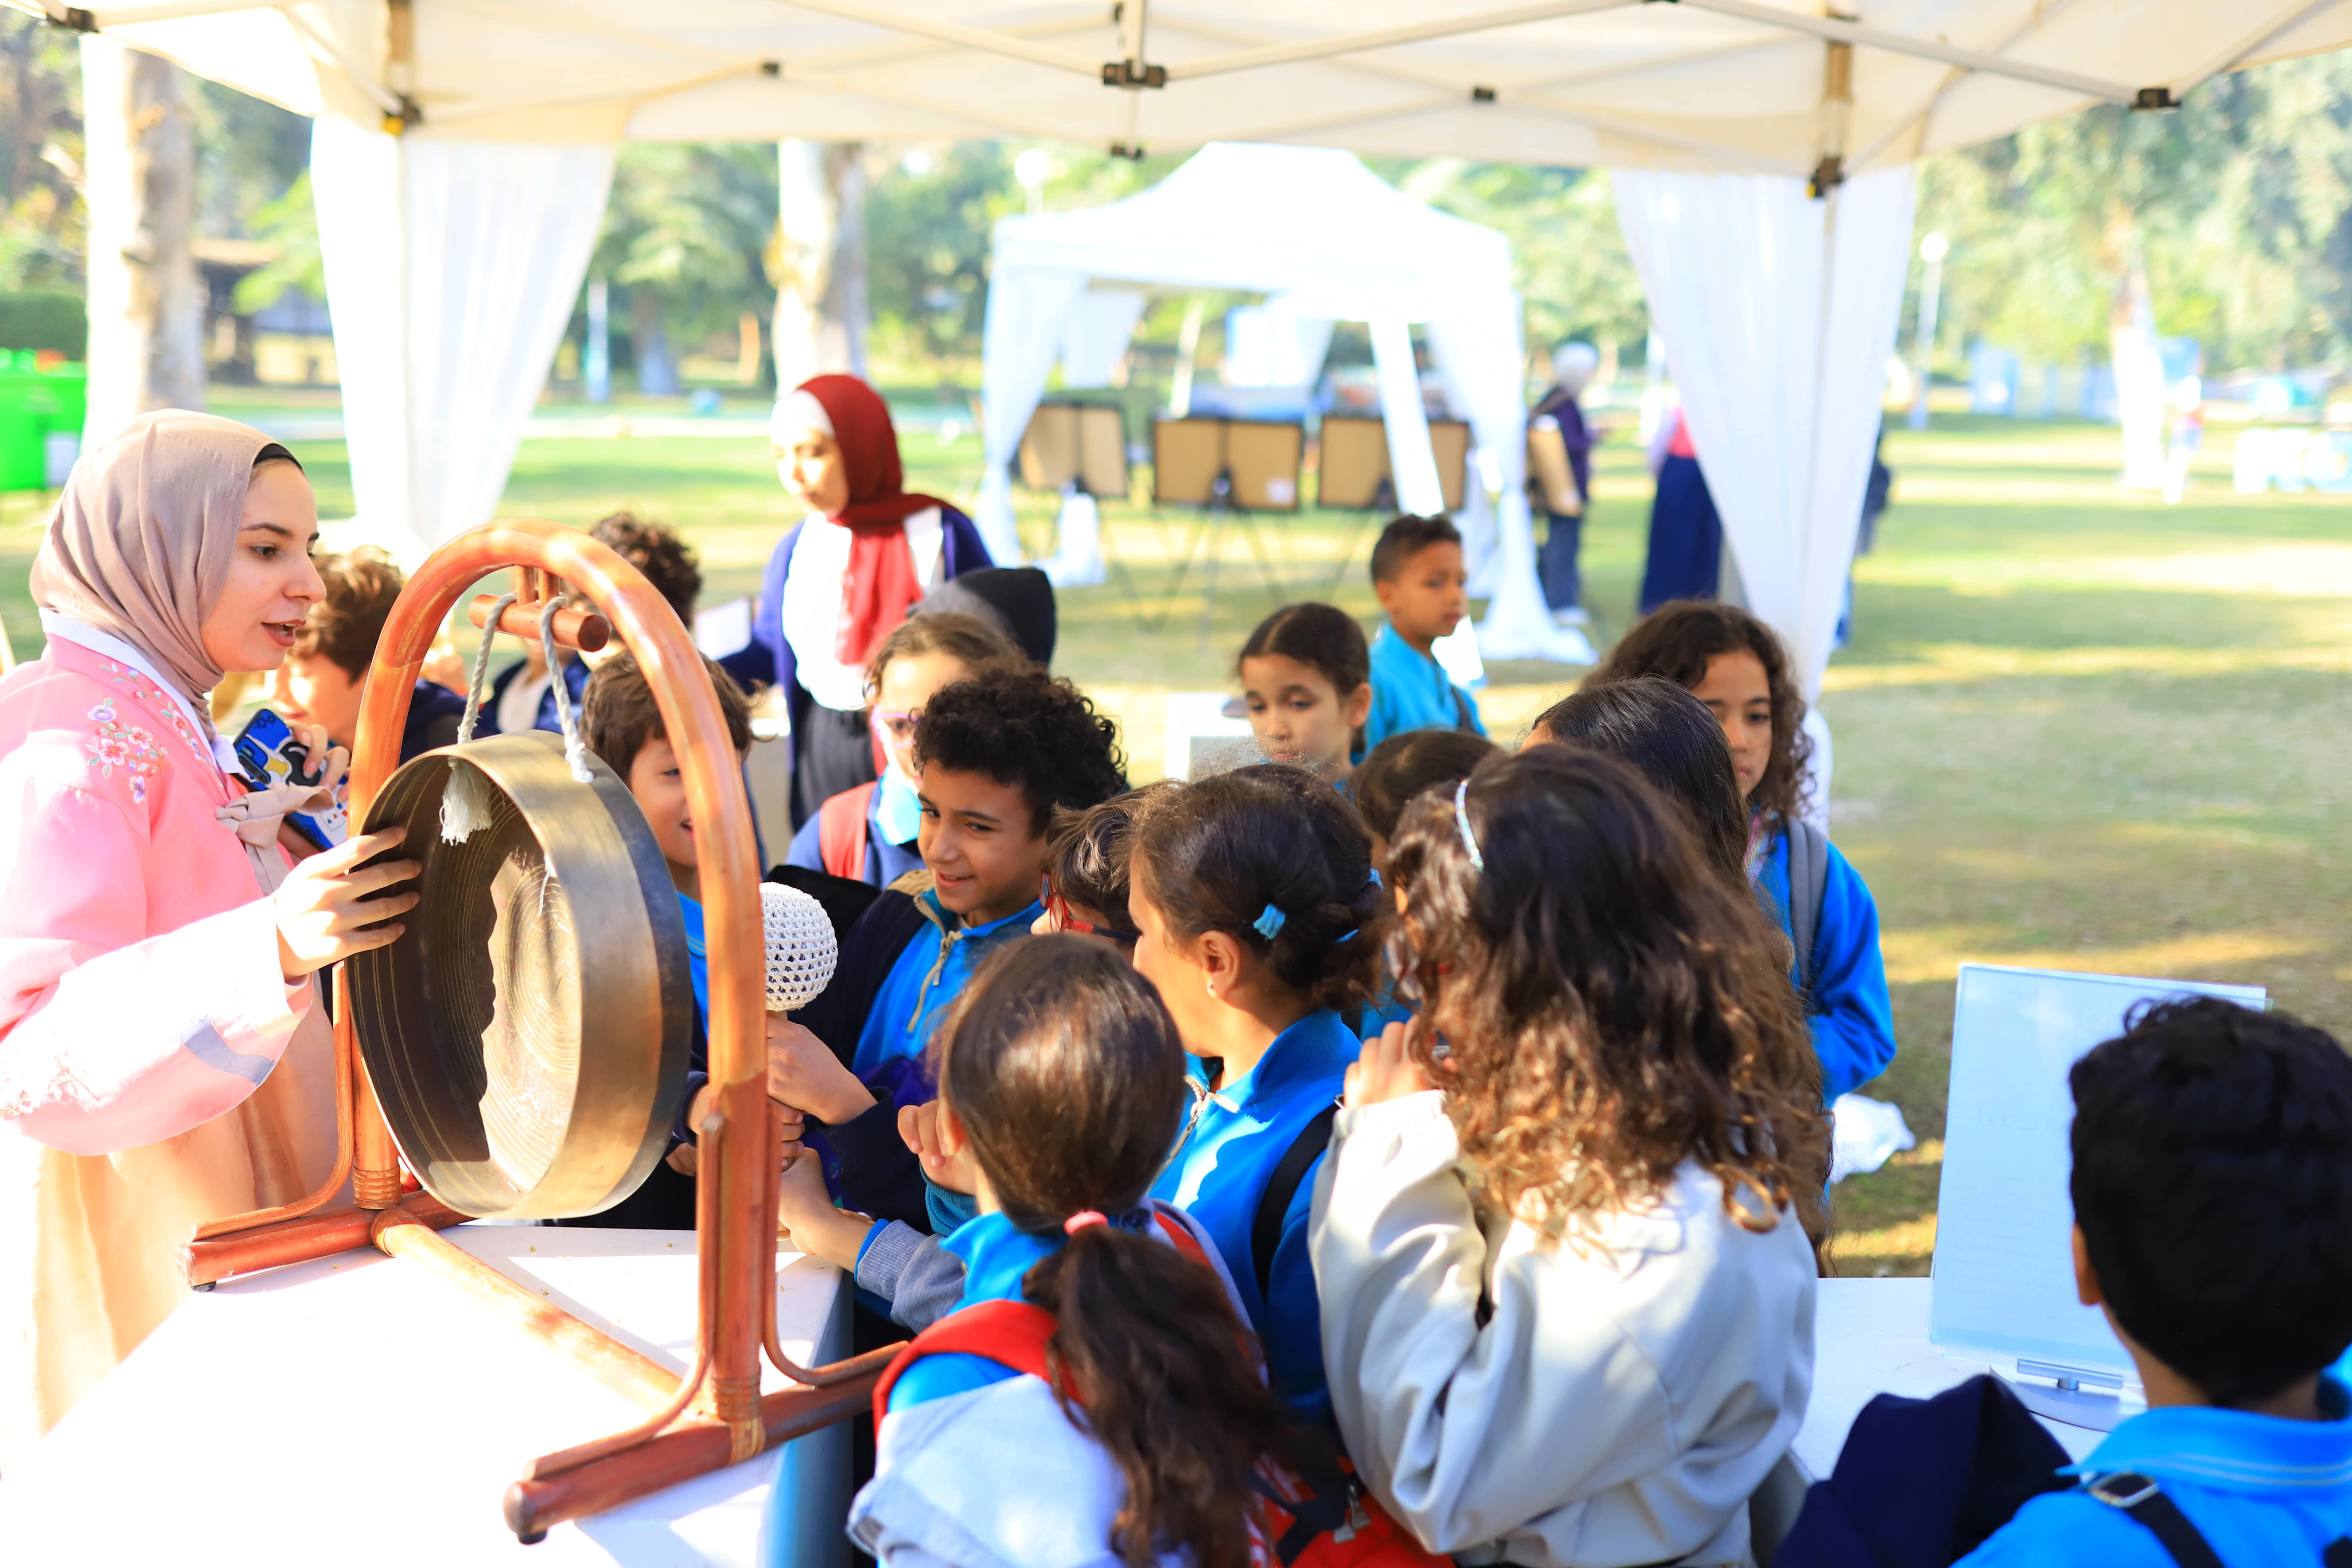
[177,521,891,1539]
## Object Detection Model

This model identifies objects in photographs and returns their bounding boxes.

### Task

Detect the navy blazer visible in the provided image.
[718,506,994,737]
[476,655,591,737]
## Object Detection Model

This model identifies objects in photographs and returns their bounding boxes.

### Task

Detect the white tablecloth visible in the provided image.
[1,1248,2094,1565]
[1797,1277,2104,1477]
[0,1225,852,1567]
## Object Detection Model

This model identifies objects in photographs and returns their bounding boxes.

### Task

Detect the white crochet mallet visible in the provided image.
[760,881,838,1014]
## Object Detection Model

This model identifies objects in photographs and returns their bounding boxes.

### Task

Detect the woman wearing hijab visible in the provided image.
[0,410,420,1465]
[723,375,994,827]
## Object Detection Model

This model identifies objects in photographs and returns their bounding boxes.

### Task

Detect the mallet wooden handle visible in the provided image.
[370,1209,686,1413]
[467,593,612,653]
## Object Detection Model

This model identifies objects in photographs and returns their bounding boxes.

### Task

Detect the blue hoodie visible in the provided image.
[1957,1378,2352,1566]
[1753,822,1897,1101]
[1149,1008,1357,1426]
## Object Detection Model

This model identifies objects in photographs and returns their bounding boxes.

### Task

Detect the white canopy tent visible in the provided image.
[24,0,2352,687]
[980,141,1589,665]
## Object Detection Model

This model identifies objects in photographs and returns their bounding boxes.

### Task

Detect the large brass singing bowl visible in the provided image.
[347,731,692,1220]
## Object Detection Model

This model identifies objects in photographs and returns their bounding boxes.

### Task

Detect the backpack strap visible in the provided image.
[870,1298,1061,1426]
[1448,684,1479,735]
[1782,817,1829,1005]
[2082,1472,2228,1568]
[818,782,877,883]
[1252,1103,1339,1299]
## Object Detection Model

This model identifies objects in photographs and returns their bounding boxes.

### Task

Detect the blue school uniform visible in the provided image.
[852,890,1042,1084]
[1753,822,1897,1101]
[1149,1009,1356,1425]
[882,1211,1076,1412]
[1363,623,1485,754]
[1955,1378,2352,1566]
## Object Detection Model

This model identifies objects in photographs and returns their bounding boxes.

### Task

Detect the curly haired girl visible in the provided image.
[1312,746,1828,1567]
[1588,600,1896,1100]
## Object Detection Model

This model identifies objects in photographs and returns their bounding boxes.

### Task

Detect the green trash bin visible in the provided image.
[0,352,87,493]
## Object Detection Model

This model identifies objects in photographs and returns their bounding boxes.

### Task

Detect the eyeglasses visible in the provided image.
[1047,890,1140,946]
[869,709,920,745]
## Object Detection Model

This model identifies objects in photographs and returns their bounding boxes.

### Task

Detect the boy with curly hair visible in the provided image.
[764,667,1128,1231]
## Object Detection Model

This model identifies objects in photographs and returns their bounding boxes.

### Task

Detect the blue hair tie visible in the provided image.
[1366,867,1384,888]
[1253,903,1287,940]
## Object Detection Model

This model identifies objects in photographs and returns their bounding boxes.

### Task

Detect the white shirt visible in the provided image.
[781,507,945,712]
[38,610,241,773]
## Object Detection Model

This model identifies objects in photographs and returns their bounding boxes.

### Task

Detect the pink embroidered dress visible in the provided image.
[0,627,337,1465]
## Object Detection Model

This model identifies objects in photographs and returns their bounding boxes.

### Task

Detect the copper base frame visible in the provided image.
[179,522,894,1540]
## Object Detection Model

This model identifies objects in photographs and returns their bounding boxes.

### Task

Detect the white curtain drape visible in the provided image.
[975,268,1087,563]
[1058,289,1149,389]
[1425,289,1594,665]
[1612,167,1916,699]
[311,119,615,560]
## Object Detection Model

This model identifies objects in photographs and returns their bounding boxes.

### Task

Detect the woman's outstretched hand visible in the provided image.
[1344,1019,1438,1110]
[273,827,420,978]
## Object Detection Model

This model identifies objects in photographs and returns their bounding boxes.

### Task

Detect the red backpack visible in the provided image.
[870,1213,1445,1568]
[816,782,876,882]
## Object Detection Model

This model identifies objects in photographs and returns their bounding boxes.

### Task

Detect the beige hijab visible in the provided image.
[31,409,334,892]
[29,408,274,740]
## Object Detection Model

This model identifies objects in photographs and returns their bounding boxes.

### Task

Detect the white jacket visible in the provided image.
[1309,1092,1816,1568]
[845,1201,1245,1568]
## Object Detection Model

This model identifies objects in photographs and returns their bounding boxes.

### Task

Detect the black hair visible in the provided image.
[253,443,303,472]
[1236,603,1370,698]
[1589,599,1813,825]
[1531,675,1748,883]
[1349,727,1496,842]
[591,511,703,626]
[2069,996,2352,1407]
[1369,514,1462,585]
[1131,764,1384,1014]
[915,667,1129,835]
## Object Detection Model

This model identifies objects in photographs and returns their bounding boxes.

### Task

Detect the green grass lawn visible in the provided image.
[3,410,2343,1276]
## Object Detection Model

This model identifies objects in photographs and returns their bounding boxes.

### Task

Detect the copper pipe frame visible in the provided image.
[181,1189,468,1289]
[371,1210,683,1412]
[172,522,882,1534]
[367,524,880,1531]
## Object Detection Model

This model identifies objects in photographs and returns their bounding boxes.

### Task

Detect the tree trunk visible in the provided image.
[772,141,868,390]
[79,37,203,447]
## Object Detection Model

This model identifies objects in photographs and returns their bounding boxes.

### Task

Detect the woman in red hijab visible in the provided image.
[726,376,995,827]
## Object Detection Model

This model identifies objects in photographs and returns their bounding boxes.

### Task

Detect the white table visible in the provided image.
[0,1226,852,1567]
[3,1258,2096,1565]
[1797,1278,2105,1478]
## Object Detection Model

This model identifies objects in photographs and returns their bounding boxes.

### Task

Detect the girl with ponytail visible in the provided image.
[828,934,1292,1568]
[1130,764,1386,1426]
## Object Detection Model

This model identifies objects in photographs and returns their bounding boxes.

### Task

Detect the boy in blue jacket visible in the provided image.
[1958,996,2352,1566]
[1363,514,1487,753]
[767,667,1128,1232]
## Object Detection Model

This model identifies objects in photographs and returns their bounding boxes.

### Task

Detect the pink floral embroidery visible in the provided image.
[96,660,209,763]
[84,717,166,804]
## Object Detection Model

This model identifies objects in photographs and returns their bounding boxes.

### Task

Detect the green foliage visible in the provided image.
[231,172,323,314]
[0,13,84,294]
[1916,54,2352,372]
[191,77,307,240]
[1383,158,1648,355]
[594,143,779,351]
[866,142,1020,370]
[0,288,83,352]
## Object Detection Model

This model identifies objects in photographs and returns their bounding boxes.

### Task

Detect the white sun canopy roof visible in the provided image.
[35,0,2352,176]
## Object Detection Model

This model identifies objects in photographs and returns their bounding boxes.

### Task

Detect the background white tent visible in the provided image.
[28,0,2352,682]
[980,141,1589,665]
